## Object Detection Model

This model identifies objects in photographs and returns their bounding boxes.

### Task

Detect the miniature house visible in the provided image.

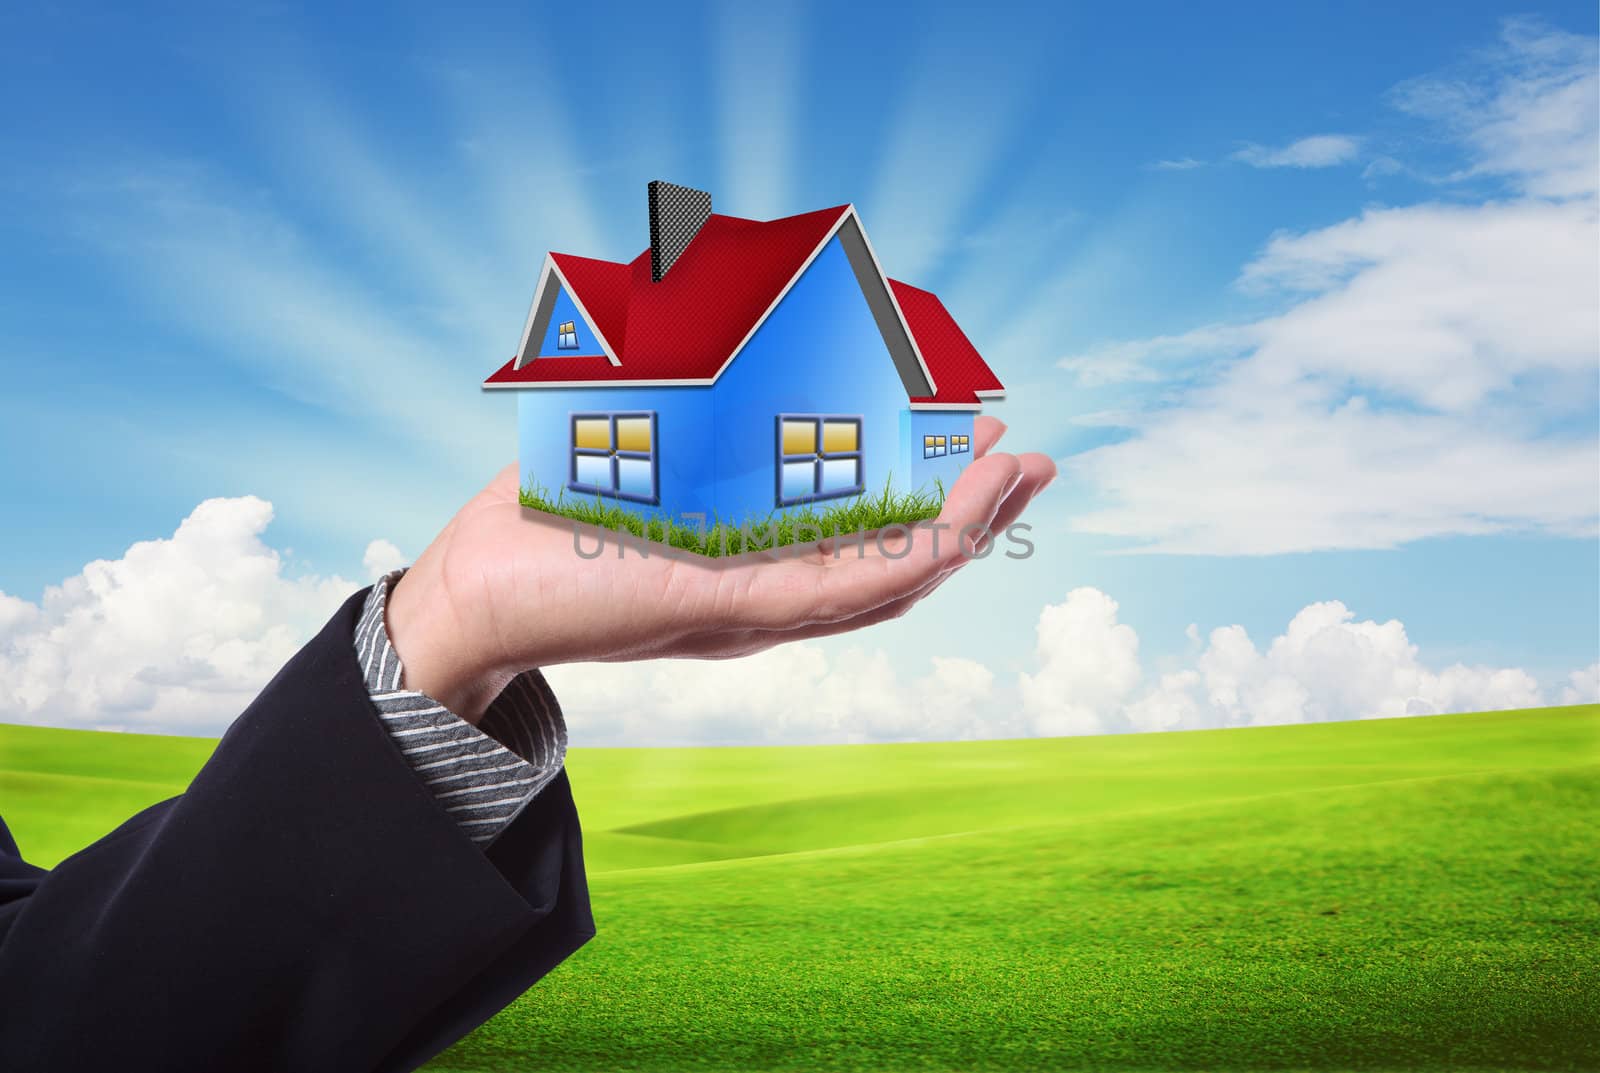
[484,181,1004,523]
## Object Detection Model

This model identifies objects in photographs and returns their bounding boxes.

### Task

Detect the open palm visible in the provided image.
[386,417,1054,720]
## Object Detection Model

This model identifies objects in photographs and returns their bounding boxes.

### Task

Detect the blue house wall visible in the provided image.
[905,409,977,494]
[707,236,913,523]
[515,236,975,523]
[518,385,714,512]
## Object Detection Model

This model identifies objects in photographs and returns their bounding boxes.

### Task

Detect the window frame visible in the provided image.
[557,320,579,350]
[567,410,660,506]
[775,413,865,507]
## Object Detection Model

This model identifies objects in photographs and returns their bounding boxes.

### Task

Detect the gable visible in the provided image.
[513,255,628,369]
[531,283,607,359]
[712,235,924,418]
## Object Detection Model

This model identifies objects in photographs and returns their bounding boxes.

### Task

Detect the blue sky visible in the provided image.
[0,2,1595,740]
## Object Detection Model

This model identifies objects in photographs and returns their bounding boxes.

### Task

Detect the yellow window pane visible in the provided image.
[573,417,611,451]
[781,418,817,456]
[615,416,653,453]
[936,436,946,445]
[822,420,858,454]
[924,435,935,447]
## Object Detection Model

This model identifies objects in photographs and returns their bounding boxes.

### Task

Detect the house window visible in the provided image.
[924,433,969,458]
[776,414,864,506]
[569,411,659,504]
[557,321,579,350]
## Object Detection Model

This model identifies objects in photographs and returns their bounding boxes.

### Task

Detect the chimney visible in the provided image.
[647,180,712,282]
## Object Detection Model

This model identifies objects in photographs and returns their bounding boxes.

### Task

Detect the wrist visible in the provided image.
[383,569,512,724]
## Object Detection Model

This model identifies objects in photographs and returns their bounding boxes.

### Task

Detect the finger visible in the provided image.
[811,449,1020,563]
[973,416,1007,458]
[666,453,1050,658]
[769,457,1050,647]
[728,451,1023,631]
[971,451,1055,555]
[776,455,1053,641]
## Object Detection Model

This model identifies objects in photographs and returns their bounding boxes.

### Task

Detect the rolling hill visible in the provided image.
[2,706,1596,1071]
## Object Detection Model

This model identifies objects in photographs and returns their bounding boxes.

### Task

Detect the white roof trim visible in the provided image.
[975,389,1005,399]
[512,255,622,369]
[486,376,717,390]
[487,381,988,404]
[511,258,554,370]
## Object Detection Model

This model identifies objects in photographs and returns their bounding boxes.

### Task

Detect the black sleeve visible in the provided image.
[0,588,596,1073]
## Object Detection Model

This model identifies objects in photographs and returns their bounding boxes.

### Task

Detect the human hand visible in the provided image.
[384,417,1054,722]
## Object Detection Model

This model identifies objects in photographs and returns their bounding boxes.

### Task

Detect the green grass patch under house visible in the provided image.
[519,478,945,557]
[2,706,1596,1071]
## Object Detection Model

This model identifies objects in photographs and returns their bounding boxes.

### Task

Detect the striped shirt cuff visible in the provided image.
[353,569,568,847]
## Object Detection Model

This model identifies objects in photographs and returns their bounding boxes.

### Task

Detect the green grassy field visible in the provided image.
[2,706,1596,1071]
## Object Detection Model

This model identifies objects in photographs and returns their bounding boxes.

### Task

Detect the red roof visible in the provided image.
[891,280,1006,406]
[484,205,1003,407]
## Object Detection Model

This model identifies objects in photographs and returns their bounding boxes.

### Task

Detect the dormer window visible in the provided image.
[557,321,579,350]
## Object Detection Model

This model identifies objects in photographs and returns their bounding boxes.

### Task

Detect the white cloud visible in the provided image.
[0,498,359,734]
[1061,22,1600,555]
[1392,18,1599,199]
[1058,323,1257,387]
[1017,588,1141,736]
[0,592,38,639]
[1231,134,1362,168]
[559,586,1574,746]
[1020,589,1549,735]
[1561,662,1600,706]
[0,503,1581,743]
[0,494,1001,743]
[547,648,1003,748]
[362,539,407,580]
[1360,155,1408,181]
[1152,157,1205,171]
